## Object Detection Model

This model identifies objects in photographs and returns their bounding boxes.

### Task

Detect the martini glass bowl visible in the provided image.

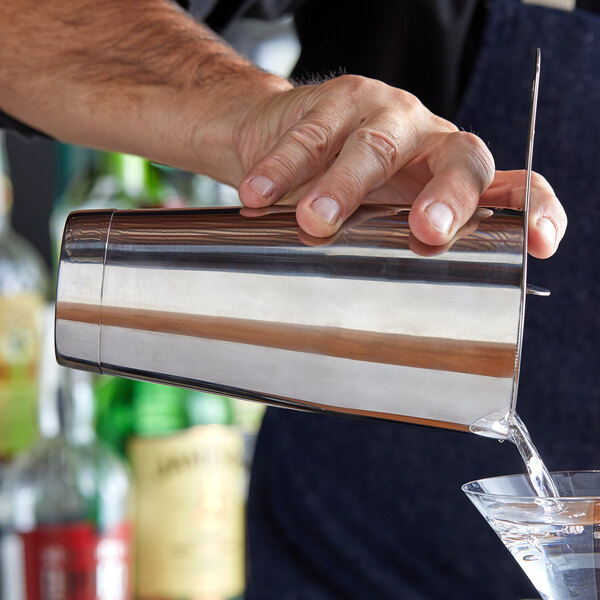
[463,471,600,600]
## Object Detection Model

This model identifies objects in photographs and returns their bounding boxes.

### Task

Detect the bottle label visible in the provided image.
[128,426,245,599]
[19,521,133,600]
[0,293,44,457]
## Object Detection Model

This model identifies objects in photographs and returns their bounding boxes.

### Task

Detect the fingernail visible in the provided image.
[247,175,275,198]
[311,196,340,225]
[537,216,557,247]
[425,202,453,234]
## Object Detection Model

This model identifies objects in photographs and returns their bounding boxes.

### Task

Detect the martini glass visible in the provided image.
[463,471,600,600]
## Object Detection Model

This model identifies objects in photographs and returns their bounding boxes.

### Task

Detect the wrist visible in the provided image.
[185,67,293,187]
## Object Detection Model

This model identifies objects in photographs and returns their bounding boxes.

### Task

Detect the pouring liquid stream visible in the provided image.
[509,414,560,499]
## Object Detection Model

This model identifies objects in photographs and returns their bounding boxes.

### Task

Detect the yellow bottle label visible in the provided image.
[128,425,245,599]
[0,293,44,457]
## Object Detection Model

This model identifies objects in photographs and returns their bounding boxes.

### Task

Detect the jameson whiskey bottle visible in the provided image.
[128,384,245,600]
[0,132,48,462]
[0,368,134,599]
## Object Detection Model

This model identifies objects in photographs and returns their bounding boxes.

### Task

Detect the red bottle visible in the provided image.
[0,368,134,600]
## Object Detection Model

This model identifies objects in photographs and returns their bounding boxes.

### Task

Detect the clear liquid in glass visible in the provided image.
[466,415,600,599]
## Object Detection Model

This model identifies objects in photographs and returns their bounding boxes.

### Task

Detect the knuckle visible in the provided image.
[336,73,369,92]
[263,152,298,187]
[355,127,400,174]
[452,131,495,187]
[327,74,376,104]
[431,114,458,133]
[395,88,424,114]
[287,121,332,162]
[386,89,429,130]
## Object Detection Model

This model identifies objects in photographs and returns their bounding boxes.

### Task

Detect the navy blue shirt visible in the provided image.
[246,2,600,598]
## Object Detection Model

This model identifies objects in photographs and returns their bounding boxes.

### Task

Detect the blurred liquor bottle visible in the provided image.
[0,367,134,600]
[95,376,137,458]
[128,383,245,600]
[0,132,48,464]
[51,150,181,261]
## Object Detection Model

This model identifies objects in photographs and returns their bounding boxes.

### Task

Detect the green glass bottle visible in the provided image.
[94,376,136,457]
[128,386,245,600]
[104,153,175,208]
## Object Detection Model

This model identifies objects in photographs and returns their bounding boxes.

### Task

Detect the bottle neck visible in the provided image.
[133,381,188,437]
[104,152,163,206]
[42,368,96,445]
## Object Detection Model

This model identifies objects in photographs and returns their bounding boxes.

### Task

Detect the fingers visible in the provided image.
[526,173,567,258]
[238,76,438,236]
[407,131,495,246]
[296,205,403,247]
[236,75,566,258]
[294,112,432,237]
[481,170,567,258]
[238,77,364,209]
[238,112,349,208]
[408,208,493,257]
[238,75,488,240]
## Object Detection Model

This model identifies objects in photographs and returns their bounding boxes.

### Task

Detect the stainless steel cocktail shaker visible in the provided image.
[55,204,544,438]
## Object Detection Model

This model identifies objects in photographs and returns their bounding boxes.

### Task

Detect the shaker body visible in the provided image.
[56,206,525,436]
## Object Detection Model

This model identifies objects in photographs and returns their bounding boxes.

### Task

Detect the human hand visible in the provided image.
[235,75,566,258]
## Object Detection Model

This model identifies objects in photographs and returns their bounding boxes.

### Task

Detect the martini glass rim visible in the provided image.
[462,469,600,501]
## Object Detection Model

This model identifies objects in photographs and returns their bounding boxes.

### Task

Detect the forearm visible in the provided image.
[0,0,291,184]
[0,1,567,255]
